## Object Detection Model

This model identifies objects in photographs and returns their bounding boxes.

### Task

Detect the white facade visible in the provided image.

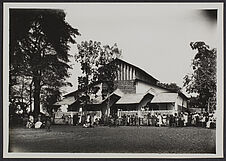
[135,80,188,114]
[177,95,188,108]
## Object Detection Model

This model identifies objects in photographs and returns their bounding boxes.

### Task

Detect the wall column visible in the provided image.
[128,66,131,80]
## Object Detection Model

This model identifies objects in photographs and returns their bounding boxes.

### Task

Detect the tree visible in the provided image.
[9,75,32,114]
[183,41,216,111]
[10,9,80,116]
[157,82,181,92]
[75,40,121,115]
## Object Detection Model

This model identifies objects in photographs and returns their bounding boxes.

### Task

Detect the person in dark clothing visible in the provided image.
[122,114,126,126]
[170,114,176,127]
[147,113,151,126]
[175,113,179,127]
[73,114,78,126]
[169,115,173,127]
[131,114,135,126]
[45,114,51,131]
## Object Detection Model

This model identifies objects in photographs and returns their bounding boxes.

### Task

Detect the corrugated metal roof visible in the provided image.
[97,89,122,104]
[117,93,147,104]
[151,93,178,103]
[113,89,124,97]
[54,96,76,105]
[56,89,124,106]
[115,58,159,82]
[90,89,123,104]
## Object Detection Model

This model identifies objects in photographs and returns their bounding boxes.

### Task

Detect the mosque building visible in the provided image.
[53,58,188,124]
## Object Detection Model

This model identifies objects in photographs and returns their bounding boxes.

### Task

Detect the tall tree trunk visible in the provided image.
[30,80,33,113]
[33,71,41,116]
[21,76,24,106]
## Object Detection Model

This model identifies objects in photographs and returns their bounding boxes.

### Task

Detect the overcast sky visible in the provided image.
[60,3,218,95]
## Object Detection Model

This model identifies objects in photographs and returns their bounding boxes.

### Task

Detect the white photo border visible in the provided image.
[3,2,224,158]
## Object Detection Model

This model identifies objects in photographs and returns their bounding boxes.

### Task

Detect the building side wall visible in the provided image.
[115,80,136,94]
[177,96,188,108]
[115,61,137,94]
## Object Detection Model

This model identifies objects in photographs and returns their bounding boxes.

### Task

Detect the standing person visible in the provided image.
[166,114,170,127]
[45,113,51,131]
[64,115,69,124]
[191,113,196,126]
[73,113,78,126]
[169,115,175,127]
[122,114,126,126]
[201,114,206,128]
[23,114,29,127]
[205,113,209,126]
[133,114,136,126]
[179,113,184,127]
[184,113,188,127]
[137,110,141,126]
[151,114,155,126]
[175,113,179,127]
[68,115,72,125]
[86,114,91,127]
[147,113,151,126]
[90,113,95,127]
[127,115,130,126]
[153,113,157,126]
[135,113,138,126]
[206,116,212,128]
[170,114,176,127]
[93,114,98,126]
[157,113,163,127]
[188,113,192,126]
[162,114,167,126]
[196,113,200,127]
[169,115,173,127]
[131,115,134,126]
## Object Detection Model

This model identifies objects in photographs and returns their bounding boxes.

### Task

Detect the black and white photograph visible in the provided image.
[3,2,224,158]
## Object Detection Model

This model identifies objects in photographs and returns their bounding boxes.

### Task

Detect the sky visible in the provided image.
[60,3,218,96]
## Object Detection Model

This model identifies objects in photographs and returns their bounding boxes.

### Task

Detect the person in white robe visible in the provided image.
[157,114,163,127]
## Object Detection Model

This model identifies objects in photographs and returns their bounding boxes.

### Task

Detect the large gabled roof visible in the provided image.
[114,58,159,83]
[63,58,159,97]
[116,91,154,104]
[62,58,188,100]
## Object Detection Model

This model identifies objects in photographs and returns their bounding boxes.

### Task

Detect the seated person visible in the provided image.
[35,120,42,129]
[26,115,34,128]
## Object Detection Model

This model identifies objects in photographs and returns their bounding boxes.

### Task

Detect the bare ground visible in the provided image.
[9,125,216,153]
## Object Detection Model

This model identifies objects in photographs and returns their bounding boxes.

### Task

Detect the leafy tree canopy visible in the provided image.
[183,41,216,111]
[157,82,181,92]
[75,40,121,102]
[10,9,80,115]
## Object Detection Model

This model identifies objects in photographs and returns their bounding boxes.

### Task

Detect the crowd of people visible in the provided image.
[63,111,216,129]
[118,111,216,128]
[24,113,52,131]
[24,111,216,129]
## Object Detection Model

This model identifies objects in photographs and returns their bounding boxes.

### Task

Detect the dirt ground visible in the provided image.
[9,125,216,153]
